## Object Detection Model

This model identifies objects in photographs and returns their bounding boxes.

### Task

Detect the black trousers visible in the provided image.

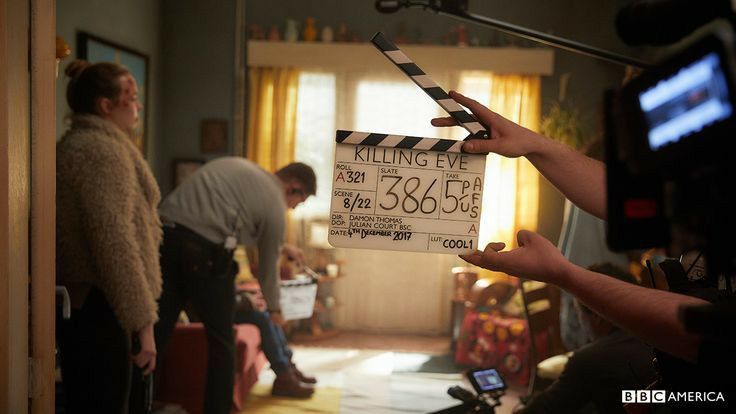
[154,225,235,414]
[57,287,147,414]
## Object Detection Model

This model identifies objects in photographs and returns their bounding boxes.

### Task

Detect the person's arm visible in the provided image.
[76,141,158,332]
[461,231,706,362]
[432,91,607,219]
[132,322,157,374]
[282,243,305,268]
[253,209,286,318]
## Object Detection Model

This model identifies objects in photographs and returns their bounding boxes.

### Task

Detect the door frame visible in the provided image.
[30,0,56,412]
[0,0,55,411]
[1,0,32,410]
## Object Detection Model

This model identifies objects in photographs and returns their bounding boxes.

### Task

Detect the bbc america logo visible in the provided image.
[622,390,726,403]
[622,390,667,403]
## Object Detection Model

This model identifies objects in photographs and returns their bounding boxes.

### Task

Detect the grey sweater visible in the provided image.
[159,157,286,308]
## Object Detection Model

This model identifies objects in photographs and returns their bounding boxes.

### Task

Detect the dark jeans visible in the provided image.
[234,309,293,374]
[56,287,147,414]
[154,225,235,414]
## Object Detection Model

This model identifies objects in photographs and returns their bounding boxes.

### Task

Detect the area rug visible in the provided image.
[241,383,341,413]
[391,352,464,374]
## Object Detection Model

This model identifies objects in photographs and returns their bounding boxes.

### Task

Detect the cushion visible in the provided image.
[536,352,573,380]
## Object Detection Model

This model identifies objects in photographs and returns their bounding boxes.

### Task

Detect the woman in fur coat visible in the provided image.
[56,59,161,413]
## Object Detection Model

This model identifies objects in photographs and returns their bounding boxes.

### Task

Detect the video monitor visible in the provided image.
[638,51,732,151]
[616,22,736,174]
[466,368,506,393]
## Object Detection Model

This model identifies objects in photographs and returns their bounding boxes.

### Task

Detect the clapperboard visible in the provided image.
[328,32,489,255]
[279,277,318,321]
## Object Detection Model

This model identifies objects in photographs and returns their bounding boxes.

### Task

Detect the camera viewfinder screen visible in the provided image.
[638,52,732,150]
[473,368,505,391]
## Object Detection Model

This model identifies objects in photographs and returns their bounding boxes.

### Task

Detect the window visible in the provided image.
[293,72,336,219]
[293,69,539,248]
[354,79,446,138]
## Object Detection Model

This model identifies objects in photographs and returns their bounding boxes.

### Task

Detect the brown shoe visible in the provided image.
[290,362,317,384]
[272,371,314,398]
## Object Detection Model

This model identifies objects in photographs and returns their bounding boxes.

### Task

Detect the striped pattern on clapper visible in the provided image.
[371,31,489,140]
[336,130,465,153]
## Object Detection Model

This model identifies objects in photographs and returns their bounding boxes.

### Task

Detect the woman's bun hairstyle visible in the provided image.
[64,59,91,80]
[65,60,129,115]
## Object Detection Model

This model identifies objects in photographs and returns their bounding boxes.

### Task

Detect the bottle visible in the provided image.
[303,17,317,42]
[456,24,468,47]
[321,25,334,43]
[249,23,264,40]
[336,23,349,42]
[268,25,281,42]
[284,19,299,42]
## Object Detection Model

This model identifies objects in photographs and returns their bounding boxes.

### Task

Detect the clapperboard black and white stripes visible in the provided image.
[328,32,488,255]
[336,130,465,153]
[371,32,489,141]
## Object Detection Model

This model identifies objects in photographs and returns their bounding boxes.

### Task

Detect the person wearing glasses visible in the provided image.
[154,158,316,414]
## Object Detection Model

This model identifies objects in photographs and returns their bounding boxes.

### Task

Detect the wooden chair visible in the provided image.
[469,278,518,311]
[519,280,567,396]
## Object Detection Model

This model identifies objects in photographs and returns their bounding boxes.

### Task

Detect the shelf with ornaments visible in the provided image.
[246,39,554,75]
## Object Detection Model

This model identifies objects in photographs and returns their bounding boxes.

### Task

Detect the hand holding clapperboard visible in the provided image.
[328,32,490,255]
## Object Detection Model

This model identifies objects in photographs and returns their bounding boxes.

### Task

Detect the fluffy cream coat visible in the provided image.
[57,114,162,332]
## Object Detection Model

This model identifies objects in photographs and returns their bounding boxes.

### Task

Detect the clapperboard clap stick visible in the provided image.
[328,32,490,255]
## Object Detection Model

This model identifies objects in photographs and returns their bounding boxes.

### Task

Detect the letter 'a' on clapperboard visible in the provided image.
[328,32,489,255]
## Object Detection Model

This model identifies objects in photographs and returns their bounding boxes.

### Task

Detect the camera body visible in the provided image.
[431,367,506,414]
[615,22,736,177]
[606,20,736,277]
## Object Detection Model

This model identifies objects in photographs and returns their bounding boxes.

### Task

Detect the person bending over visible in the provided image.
[154,159,316,413]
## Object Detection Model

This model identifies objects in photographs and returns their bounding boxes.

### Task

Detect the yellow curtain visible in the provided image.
[245,67,299,170]
[487,74,540,247]
[476,74,540,282]
[241,67,300,277]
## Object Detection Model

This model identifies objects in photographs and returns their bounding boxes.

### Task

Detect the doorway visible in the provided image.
[0,0,56,411]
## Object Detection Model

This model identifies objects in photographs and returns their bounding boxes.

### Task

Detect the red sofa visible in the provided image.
[155,322,267,414]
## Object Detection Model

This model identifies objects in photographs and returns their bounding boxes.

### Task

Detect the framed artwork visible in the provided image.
[77,31,149,155]
[172,158,205,188]
[200,119,229,153]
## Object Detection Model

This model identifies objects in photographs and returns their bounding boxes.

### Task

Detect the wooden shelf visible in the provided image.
[247,40,554,75]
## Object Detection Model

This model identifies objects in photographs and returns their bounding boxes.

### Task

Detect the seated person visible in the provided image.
[517,263,657,414]
[235,251,317,399]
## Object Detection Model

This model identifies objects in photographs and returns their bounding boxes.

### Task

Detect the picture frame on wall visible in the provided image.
[77,31,149,156]
[200,119,229,153]
[172,158,205,188]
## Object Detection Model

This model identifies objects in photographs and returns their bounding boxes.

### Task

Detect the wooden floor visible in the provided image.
[245,333,523,414]
[290,330,452,355]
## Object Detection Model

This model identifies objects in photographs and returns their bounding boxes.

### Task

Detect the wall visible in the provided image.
[157,0,237,194]
[56,0,162,168]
